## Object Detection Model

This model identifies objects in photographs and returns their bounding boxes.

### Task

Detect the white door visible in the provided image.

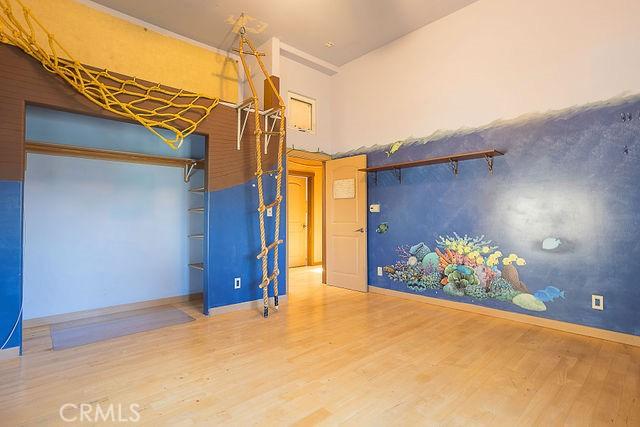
[325,155,368,292]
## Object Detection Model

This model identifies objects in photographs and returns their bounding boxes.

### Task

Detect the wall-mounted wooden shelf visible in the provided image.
[360,149,503,183]
[26,140,204,169]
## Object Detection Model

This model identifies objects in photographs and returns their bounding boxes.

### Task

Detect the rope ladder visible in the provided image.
[236,27,286,318]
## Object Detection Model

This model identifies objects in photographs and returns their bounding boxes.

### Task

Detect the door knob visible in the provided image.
[354,227,365,233]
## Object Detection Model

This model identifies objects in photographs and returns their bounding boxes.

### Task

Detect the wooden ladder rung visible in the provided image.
[256,168,281,176]
[256,240,284,259]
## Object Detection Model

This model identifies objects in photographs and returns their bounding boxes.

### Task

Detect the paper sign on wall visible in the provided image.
[333,178,355,199]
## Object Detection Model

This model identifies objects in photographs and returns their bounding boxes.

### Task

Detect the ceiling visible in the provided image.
[89,0,478,66]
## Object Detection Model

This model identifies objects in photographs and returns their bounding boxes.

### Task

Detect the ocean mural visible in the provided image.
[384,233,564,312]
[354,95,640,337]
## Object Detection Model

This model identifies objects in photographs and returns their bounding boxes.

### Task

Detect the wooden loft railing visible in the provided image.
[359,149,504,183]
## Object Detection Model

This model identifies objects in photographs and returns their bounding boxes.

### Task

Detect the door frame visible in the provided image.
[287,170,314,267]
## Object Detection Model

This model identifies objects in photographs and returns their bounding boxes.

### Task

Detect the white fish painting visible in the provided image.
[542,237,562,251]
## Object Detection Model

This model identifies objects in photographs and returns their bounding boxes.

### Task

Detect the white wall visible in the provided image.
[280,56,333,153]
[331,0,640,153]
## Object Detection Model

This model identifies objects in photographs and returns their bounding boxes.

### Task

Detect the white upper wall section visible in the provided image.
[331,0,640,153]
[280,56,333,153]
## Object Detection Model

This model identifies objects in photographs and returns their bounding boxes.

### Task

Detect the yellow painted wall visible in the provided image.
[18,0,238,101]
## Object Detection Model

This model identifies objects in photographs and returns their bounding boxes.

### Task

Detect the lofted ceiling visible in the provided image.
[88,0,478,66]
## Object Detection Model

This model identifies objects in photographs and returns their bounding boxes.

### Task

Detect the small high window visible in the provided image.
[288,92,316,134]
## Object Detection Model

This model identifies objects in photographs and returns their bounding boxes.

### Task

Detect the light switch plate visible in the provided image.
[266,207,273,217]
[377,266,383,276]
[592,295,604,310]
[369,204,381,213]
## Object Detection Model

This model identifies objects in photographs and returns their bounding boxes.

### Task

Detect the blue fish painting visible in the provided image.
[534,286,565,302]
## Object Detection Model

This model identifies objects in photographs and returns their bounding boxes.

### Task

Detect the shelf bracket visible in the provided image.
[263,111,280,155]
[237,100,253,150]
[448,159,459,176]
[484,154,494,175]
[393,168,402,183]
[183,161,197,183]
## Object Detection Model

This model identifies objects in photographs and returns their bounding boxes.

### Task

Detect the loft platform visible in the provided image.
[360,149,504,183]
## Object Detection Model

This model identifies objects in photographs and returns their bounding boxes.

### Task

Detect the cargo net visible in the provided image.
[0,0,219,149]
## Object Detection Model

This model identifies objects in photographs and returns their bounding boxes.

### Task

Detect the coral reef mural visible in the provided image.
[359,95,640,336]
[384,234,564,311]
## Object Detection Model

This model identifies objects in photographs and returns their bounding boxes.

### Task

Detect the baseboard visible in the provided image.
[24,293,203,328]
[0,347,20,360]
[209,296,288,316]
[369,286,640,347]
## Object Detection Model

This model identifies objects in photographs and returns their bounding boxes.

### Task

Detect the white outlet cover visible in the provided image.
[377,266,383,276]
[592,295,604,310]
[266,207,273,217]
[234,277,241,289]
[369,204,381,213]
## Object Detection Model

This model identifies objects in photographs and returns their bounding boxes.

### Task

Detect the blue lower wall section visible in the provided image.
[365,97,640,336]
[206,176,286,310]
[0,180,23,350]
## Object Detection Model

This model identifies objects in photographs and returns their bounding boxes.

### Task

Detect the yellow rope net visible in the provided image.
[237,28,286,318]
[0,0,219,149]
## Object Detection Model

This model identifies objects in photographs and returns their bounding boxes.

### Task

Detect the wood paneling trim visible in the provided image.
[25,141,204,169]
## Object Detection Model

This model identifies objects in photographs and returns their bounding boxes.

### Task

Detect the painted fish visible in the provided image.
[534,286,565,302]
[385,141,403,157]
[533,290,552,302]
[542,237,562,251]
[376,223,389,234]
[544,286,565,299]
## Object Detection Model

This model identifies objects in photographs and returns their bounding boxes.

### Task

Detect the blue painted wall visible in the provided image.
[0,181,23,350]
[206,174,286,311]
[26,106,205,159]
[365,97,640,336]
[23,154,199,319]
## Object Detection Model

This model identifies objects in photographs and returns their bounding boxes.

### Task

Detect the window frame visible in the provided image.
[287,91,316,135]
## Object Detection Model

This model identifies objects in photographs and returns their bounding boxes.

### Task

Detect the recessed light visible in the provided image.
[324,41,335,48]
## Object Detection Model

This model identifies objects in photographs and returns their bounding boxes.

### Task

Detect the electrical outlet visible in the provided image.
[369,204,381,213]
[377,266,383,276]
[234,277,241,289]
[266,207,273,217]
[592,294,604,310]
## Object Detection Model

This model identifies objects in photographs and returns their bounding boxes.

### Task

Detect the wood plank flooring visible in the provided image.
[1,266,638,426]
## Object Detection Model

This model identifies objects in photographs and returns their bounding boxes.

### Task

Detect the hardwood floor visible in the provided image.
[1,266,639,426]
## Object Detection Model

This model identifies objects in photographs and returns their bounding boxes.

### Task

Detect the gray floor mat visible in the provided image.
[50,305,194,350]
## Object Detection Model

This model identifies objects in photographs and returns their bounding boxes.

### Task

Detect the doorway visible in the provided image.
[287,174,311,267]
[286,151,328,291]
